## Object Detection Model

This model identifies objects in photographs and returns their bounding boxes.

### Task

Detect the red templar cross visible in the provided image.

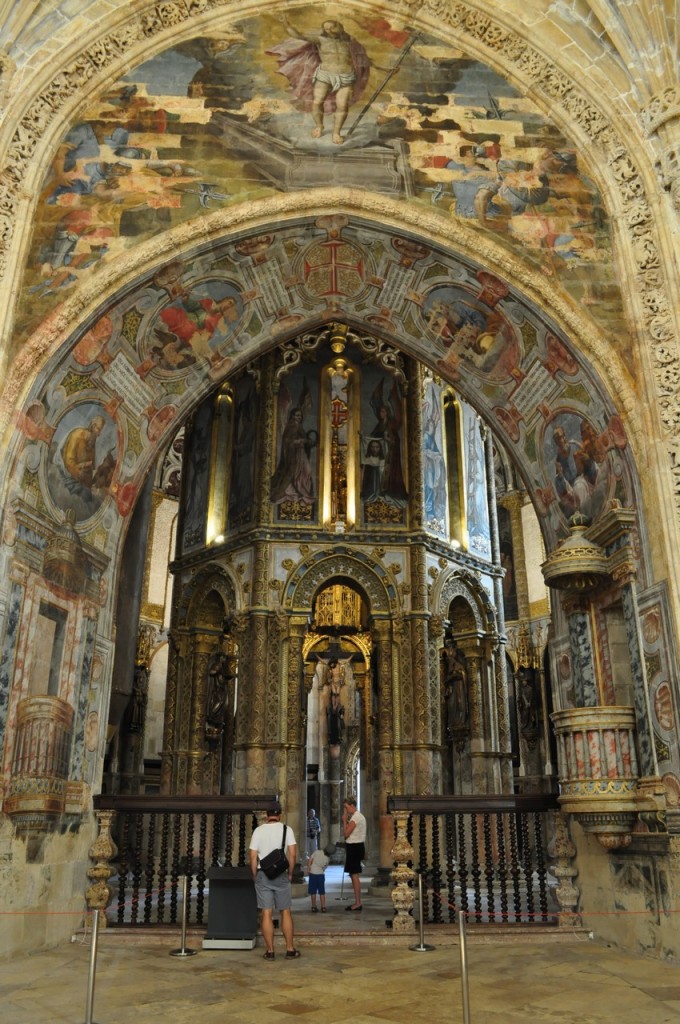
[304,241,364,297]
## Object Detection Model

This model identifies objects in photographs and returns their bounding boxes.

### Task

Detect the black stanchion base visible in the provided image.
[169,948,198,957]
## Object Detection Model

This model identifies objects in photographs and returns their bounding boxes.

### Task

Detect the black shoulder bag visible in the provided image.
[260,824,289,879]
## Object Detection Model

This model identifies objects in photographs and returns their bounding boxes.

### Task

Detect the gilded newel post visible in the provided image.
[85,809,118,927]
[390,810,416,933]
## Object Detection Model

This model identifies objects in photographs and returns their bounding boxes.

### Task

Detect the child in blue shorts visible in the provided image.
[307,843,335,913]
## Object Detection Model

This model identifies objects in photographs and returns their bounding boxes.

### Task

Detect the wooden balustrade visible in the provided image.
[89,792,563,930]
[387,794,560,926]
[91,794,276,926]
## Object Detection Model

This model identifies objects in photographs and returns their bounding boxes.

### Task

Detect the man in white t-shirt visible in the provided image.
[342,796,366,912]
[249,801,300,961]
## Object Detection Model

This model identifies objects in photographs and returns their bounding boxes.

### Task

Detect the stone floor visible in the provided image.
[3,866,680,1023]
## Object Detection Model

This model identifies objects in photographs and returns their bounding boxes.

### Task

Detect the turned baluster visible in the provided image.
[496,813,509,923]
[417,814,429,921]
[483,813,495,923]
[130,813,144,925]
[431,814,442,924]
[508,811,522,922]
[196,814,208,924]
[186,814,195,925]
[116,814,130,925]
[143,812,156,924]
[534,812,549,921]
[520,812,535,922]
[470,813,482,925]
[157,813,170,923]
[457,812,469,920]
[170,813,182,924]
[445,813,456,924]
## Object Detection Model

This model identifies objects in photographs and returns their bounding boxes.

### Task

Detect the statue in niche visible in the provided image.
[127,665,149,734]
[205,646,235,742]
[517,668,539,735]
[442,640,469,737]
[326,658,346,745]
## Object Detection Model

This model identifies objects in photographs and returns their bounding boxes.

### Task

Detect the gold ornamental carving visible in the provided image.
[390,811,416,933]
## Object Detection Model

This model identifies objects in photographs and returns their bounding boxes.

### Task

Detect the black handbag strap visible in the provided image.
[280,824,287,850]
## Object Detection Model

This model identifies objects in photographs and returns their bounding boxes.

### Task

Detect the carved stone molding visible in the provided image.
[283,548,396,615]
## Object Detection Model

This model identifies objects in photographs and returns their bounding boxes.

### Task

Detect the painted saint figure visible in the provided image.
[269,17,372,144]
[270,406,316,504]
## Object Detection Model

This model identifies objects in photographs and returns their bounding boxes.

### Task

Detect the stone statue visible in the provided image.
[518,669,539,734]
[205,649,235,741]
[128,665,148,734]
[443,640,469,736]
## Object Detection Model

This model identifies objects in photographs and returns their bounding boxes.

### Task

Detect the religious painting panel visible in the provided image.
[460,402,491,559]
[270,368,320,523]
[228,373,258,531]
[360,364,408,527]
[44,400,119,523]
[539,410,628,527]
[16,7,619,365]
[422,376,448,538]
[180,397,213,553]
[498,506,519,622]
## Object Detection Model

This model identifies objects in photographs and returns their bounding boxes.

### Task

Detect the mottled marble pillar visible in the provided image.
[562,594,599,707]
[615,565,658,779]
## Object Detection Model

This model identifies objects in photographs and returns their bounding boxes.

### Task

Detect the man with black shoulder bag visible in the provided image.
[249,801,301,961]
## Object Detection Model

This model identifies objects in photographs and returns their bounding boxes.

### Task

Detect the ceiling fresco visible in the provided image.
[19,7,624,356]
[13,216,634,562]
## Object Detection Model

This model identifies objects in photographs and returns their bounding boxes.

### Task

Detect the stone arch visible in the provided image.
[435,568,497,635]
[282,547,398,618]
[175,563,238,629]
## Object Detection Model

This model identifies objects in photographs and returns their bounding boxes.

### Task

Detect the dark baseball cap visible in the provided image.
[267,801,282,815]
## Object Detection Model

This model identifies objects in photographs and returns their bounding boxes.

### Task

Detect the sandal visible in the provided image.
[321,908,327,913]
[311,906,319,913]
[263,950,275,961]
[285,949,301,959]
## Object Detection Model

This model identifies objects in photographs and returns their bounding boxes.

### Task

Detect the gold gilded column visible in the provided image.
[187,633,214,794]
[373,617,397,876]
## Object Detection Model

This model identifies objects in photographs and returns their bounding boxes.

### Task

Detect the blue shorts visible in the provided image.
[254,869,292,910]
[308,874,326,895]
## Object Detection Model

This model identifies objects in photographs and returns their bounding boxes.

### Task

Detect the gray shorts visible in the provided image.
[254,869,292,911]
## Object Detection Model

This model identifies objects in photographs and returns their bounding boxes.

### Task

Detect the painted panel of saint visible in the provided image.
[422,377,447,536]
[46,402,118,523]
[228,374,258,529]
[270,372,319,522]
[360,367,407,525]
[461,402,491,560]
[180,398,213,552]
[542,411,627,525]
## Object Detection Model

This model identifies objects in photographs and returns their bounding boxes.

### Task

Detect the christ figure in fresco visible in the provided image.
[269,16,373,144]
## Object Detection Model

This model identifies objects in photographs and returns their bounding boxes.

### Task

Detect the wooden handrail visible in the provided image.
[387,793,559,814]
[93,793,278,813]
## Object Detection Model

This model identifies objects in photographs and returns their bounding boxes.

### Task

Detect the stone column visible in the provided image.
[466,646,489,793]
[484,425,513,792]
[562,594,599,707]
[160,630,180,793]
[187,633,214,794]
[614,563,659,780]
[285,616,307,860]
[373,617,396,880]
[498,491,530,619]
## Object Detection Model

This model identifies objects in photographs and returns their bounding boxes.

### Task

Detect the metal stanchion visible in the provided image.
[458,906,471,1024]
[83,908,101,1024]
[170,871,197,957]
[409,872,435,952]
[335,867,350,901]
